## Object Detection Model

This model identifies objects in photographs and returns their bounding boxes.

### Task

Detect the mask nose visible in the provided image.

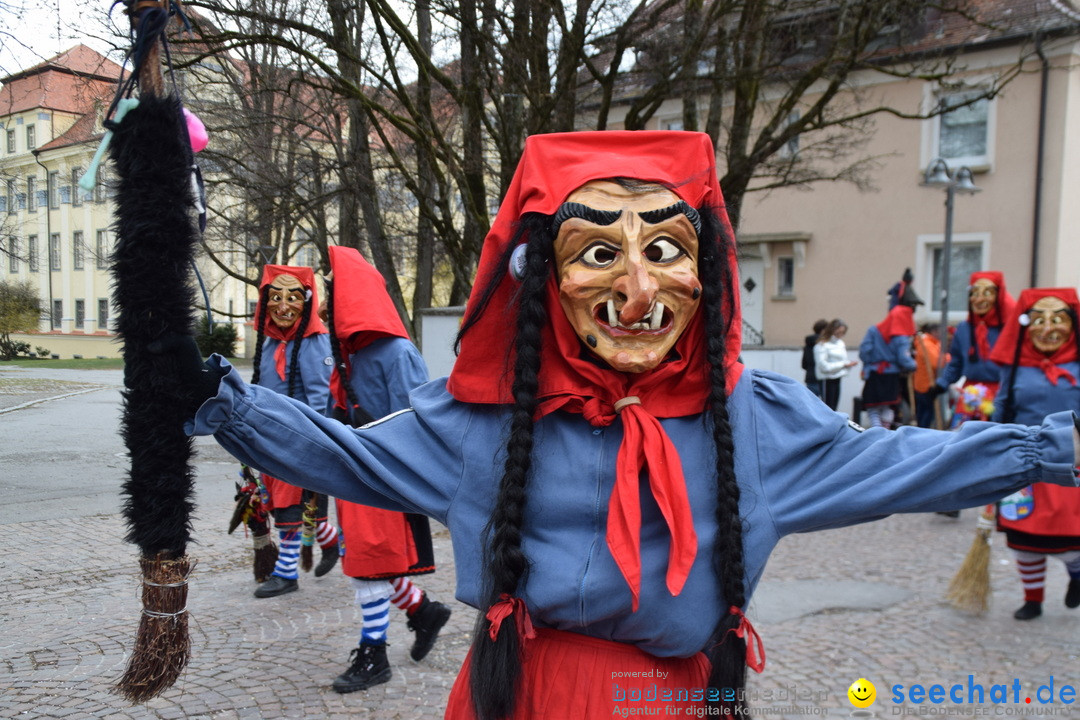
[613,259,658,325]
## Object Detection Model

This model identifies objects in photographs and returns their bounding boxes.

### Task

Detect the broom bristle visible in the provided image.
[252,531,278,583]
[301,543,314,573]
[946,527,993,615]
[115,554,193,702]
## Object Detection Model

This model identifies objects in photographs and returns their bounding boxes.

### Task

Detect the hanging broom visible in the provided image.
[108,0,203,701]
[229,466,278,582]
[300,493,319,572]
[946,505,997,615]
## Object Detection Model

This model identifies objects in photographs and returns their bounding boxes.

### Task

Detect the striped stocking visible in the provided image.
[272,529,301,580]
[1014,550,1046,603]
[316,521,339,550]
[390,577,423,615]
[352,578,393,645]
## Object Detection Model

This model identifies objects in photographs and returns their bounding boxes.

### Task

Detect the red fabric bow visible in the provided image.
[974,321,991,360]
[728,605,766,673]
[485,594,536,642]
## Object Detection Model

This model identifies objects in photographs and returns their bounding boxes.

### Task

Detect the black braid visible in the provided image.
[325,279,375,427]
[250,285,270,385]
[455,235,522,355]
[286,300,312,399]
[696,209,749,714]
[1000,321,1026,425]
[467,214,553,720]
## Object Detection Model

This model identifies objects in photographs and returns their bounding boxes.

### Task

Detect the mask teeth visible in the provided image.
[607,299,619,328]
[650,302,665,330]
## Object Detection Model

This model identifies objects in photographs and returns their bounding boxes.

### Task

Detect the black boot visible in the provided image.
[314,541,339,578]
[332,643,391,693]
[1066,578,1080,609]
[407,595,451,661]
[1013,600,1042,620]
[254,575,298,598]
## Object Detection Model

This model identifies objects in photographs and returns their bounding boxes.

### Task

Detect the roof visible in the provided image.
[0,45,121,117]
[36,107,103,152]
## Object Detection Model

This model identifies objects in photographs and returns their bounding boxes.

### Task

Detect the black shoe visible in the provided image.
[254,575,298,598]
[1013,601,1042,620]
[407,596,451,661]
[314,542,339,577]
[1066,579,1080,609]
[936,511,960,518]
[332,643,391,693]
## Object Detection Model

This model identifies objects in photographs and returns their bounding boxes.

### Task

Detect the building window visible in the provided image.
[6,179,14,213]
[51,299,62,329]
[776,256,795,297]
[28,235,38,272]
[73,231,85,270]
[48,171,59,208]
[661,118,684,131]
[929,242,982,315]
[5,129,14,153]
[934,90,991,168]
[27,176,37,212]
[25,125,36,149]
[49,233,61,271]
[75,299,85,329]
[8,236,18,272]
[94,171,107,204]
[72,167,83,206]
[98,298,110,331]
[95,230,110,269]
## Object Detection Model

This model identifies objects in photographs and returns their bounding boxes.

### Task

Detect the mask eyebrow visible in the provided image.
[552,202,622,233]
[638,201,702,236]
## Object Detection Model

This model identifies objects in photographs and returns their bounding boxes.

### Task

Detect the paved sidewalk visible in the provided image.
[1,365,1078,719]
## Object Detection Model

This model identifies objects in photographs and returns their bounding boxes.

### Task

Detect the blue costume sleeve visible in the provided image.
[744,371,1078,539]
[890,335,917,372]
[190,357,466,524]
[938,323,968,387]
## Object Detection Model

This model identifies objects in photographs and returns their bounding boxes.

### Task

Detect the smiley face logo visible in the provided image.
[848,678,876,708]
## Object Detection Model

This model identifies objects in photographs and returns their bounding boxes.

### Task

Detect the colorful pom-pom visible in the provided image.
[183,108,209,152]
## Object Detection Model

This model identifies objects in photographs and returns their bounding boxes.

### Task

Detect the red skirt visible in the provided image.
[444,628,711,719]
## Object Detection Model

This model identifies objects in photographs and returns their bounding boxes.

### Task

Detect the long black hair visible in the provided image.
[250,281,312,399]
[457,199,748,719]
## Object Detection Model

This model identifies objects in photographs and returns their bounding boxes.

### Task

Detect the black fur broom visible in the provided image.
[109,0,201,702]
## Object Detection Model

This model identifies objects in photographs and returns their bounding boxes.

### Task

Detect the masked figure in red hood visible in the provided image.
[320,246,452,692]
[935,271,1016,426]
[857,269,921,428]
[182,132,1080,720]
[990,288,1080,620]
[249,264,340,598]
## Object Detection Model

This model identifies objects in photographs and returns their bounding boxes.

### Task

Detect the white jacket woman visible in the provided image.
[814,319,857,410]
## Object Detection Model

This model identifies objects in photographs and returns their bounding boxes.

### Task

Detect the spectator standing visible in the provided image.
[912,323,948,428]
[813,319,857,411]
[802,319,827,397]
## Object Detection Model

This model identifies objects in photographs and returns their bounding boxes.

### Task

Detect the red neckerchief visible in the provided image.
[256,264,328,380]
[967,271,1014,359]
[989,287,1080,386]
[447,131,745,611]
[325,246,411,411]
[534,278,727,610]
[875,305,915,343]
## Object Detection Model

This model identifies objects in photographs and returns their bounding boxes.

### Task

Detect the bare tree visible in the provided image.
[176,0,1063,325]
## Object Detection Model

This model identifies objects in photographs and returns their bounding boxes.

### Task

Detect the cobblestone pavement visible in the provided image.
[1,365,1078,719]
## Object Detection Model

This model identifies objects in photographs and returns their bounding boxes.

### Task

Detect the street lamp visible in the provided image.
[920,157,981,423]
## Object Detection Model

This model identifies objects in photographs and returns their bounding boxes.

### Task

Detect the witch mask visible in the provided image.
[1028,295,1073,355]
[969,278,998,317]
[267,274,306,330]
[552,180,703,374]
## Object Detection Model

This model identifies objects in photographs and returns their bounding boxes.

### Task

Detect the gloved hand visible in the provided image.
[927,384,947,398]
[144,333,227,415]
